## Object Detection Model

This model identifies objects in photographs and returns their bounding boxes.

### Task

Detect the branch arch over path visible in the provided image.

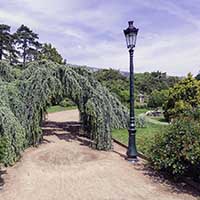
[0,60,128,165]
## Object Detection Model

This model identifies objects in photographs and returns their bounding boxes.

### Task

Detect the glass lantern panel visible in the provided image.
[125,35,129,48]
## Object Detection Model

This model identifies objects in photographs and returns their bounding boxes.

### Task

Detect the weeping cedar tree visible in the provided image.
[0,60,128,165]
[14,25,42,67]
[0,24,18,62]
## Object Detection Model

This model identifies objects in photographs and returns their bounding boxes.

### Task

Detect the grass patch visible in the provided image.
[135,108,148,116]
[47,105,77,113]
[112,123,166,156]
[150,116,167,123]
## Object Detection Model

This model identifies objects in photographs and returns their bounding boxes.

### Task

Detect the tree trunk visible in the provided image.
[23,50,26,67]
[0,41,3,60]
[23,40,26,67]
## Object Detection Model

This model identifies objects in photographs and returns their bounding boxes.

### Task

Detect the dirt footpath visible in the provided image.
[0,110,199,200]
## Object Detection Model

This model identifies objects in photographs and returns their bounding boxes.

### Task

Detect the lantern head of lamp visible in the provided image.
[123,21,139,49]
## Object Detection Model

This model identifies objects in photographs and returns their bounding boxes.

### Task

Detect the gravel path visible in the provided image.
[139,113,169,126]
[0,109,198,200]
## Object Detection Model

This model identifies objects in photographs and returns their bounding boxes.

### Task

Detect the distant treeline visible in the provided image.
[94,68,180,106]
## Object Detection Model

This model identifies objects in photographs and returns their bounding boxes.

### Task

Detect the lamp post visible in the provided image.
[123,21,139,161]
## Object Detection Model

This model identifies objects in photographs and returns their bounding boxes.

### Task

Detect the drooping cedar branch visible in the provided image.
[0,60,128,165]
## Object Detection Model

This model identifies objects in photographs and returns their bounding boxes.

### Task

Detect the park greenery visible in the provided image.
[0,60,128,165]
[94,69,179,108]
[164,74,200,121]
[149,109,200,178]
[1,23,200,181]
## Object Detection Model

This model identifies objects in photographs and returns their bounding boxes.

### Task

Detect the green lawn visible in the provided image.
[112,123,165,156]
[47,105,77,113]
[112,108,166,156]
[150,116,167,123]
[135,108,148,116]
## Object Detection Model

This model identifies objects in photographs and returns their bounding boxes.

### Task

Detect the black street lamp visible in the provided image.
[123,21,139,161]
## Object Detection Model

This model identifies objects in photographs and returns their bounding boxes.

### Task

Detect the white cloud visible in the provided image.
[0,0,200,76]
[0,9,39,28]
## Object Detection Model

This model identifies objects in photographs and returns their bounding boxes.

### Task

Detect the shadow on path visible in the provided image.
[0,170,6,190]
[134,164,200,198]
[42,121,92,147]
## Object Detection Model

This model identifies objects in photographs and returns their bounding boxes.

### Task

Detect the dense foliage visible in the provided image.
[134,71,179,95]
[94,68,129,105]
[147,89,169,108]
[14,24,42,66]
[148,109,200,179]
[95,69,179,107]
[164,74,200,121]
[0,60,128,165]
[38,43,64,64]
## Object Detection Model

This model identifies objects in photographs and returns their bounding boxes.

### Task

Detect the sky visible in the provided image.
[0,0,200,76]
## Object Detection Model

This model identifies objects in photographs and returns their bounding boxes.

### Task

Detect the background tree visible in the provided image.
[14,25,41,66]
[134,71,179,95]
[147,89,169,108]
[5,34,20,65]
[94,68,129,105]
[94,68,179,107]
[164,73,200,121]
[0,24,12,60]
[38,43,63,64]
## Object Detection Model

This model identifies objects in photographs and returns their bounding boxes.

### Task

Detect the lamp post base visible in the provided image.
[125,156,139,163]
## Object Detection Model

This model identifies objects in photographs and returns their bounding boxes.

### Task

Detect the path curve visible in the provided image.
[0,109,198,200]
[139,113,169,126]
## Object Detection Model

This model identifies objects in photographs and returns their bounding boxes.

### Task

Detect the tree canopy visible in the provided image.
[14,24,42,66]
[164,74,200,121]
[95,69,180,107]
[38,43,63,64]
[0,24,14,60]
[147,89,169,108]
[0,23,65,66]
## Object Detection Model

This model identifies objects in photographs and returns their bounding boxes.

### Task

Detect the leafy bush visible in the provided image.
[148,112,200,179]
[59,98,75,107]
[147,89,169,108]
[164,74,200,121]
[135,102,147,109]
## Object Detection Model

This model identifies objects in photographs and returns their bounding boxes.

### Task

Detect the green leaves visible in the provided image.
[148,113,200,179]
[164,74,200,121]
[147,89,169,108]
[0,60,128,165]
[38,43,64,64]
[14,25,42,66]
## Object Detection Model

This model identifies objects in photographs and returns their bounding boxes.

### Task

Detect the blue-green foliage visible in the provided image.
[0,60,128,165]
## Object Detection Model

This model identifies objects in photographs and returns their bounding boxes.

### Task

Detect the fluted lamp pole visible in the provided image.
[123,21,139,161]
